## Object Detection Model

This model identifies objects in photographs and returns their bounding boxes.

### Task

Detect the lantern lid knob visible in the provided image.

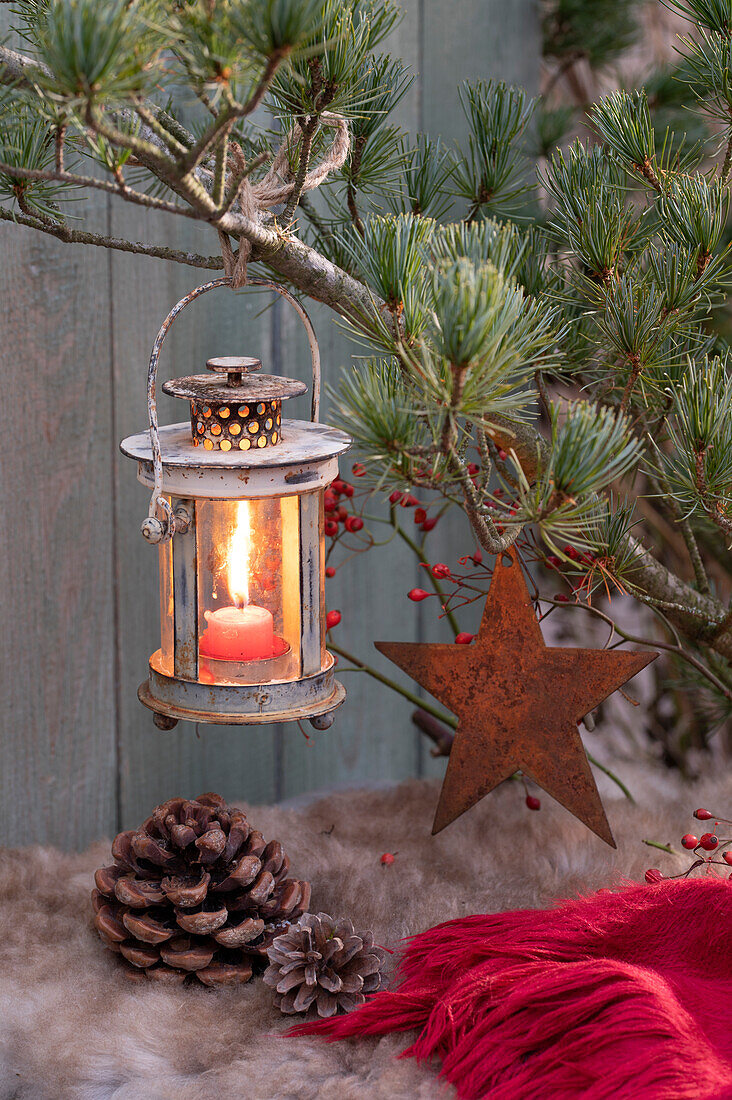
[206,356,262,386]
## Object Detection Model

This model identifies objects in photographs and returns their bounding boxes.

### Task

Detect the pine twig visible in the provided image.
[0,162,197,218]
[135,103,188,156]
[282,118,319,225]
[213,131,229,210]
[651,469,710,596]
[620,353,643,412]
[448,449,521,554]
[180,51,286,174]
[346,134,367,236]
[0,205,225,268]
[694,449,732,539]
[54,122,66,174]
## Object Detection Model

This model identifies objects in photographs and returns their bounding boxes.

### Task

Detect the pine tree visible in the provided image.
[1,0,730,746]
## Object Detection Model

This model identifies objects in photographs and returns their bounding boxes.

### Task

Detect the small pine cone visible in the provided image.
[263,912,387,1017]
[92,792,310,987]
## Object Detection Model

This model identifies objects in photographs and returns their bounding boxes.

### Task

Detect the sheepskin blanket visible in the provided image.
[0,768,730,1100]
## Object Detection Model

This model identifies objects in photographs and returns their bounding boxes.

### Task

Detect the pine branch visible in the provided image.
[0,42,379,324]
[448,448,521,554]
[0,162,198,218]
[0,205,225,269]
[483,415,732,663]
[282,118,318,225]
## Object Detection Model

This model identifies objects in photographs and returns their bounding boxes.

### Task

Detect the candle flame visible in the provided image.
[227,501,251,608]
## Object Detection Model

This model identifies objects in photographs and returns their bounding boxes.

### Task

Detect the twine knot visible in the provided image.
[218,113,349,289]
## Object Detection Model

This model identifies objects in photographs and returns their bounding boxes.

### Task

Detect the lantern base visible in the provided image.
[138,651,346,727]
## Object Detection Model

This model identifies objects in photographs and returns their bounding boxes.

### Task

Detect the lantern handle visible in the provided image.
[143,276,322,544]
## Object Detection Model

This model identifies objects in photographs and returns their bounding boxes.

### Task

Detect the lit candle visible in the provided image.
[199,604,274,662]
[199,499,276,664]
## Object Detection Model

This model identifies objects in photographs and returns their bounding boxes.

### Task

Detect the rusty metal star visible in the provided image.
[376,551,657,846]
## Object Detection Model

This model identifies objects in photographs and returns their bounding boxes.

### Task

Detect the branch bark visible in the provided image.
[0,42,45,86]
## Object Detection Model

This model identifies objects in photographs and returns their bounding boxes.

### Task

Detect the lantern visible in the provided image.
[120,278,350,731]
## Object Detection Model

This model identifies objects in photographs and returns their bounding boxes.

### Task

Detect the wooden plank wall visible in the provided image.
[0,1,539,848]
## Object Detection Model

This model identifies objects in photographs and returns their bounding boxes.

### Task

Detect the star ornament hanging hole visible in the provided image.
[375,550,658,846]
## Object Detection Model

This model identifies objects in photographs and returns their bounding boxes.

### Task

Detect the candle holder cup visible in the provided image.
[121,278,350,731]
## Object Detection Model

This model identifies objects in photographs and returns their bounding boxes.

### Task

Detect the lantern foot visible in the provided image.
[309,712,335,730]
[153,712,179,731]
[138,670,345,726]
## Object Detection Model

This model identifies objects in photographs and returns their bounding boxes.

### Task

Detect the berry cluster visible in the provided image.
[324,464,445,635]
[645,808,732,883]
[324,476,361,540]
[323,470,366,635]
[388,490,440,532]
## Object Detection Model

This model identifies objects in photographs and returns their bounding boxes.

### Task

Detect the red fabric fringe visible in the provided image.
[292,879,732,1098]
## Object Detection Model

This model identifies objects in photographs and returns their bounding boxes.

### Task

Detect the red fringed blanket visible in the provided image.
[294,879,732,1099]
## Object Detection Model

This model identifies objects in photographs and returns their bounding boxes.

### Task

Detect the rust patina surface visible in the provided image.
[376,551,658,846]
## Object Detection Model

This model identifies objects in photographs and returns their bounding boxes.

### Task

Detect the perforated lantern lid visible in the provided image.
[162,355,307,452]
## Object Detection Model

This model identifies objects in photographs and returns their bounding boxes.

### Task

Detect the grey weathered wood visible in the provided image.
[0,1,540,845]
[0,10,117,849]
[0,224,118,849]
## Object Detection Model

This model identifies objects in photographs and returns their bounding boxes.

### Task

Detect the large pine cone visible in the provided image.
[92,792,310,987]
[264,912,387,1016]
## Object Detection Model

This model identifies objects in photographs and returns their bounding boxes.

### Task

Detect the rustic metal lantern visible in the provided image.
[120,277,350,731]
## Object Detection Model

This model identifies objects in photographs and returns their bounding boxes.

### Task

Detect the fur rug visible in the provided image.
[0,766,730,1100]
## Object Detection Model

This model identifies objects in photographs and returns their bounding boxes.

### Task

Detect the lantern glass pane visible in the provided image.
[157,517,174,677]
[196,496,302,685]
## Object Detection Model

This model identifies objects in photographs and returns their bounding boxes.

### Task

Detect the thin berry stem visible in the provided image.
[389,510,461,637]
[329,641,459,729]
